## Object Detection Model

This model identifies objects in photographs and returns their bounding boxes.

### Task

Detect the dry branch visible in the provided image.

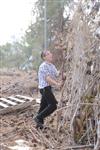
[61,144,94,149]
[94,121,100,150]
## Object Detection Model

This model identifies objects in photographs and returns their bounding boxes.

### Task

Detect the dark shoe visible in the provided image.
[34,117,44,129]
[36,123,44,129]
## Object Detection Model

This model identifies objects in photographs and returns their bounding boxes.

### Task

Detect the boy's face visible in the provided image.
[44,51,53,62]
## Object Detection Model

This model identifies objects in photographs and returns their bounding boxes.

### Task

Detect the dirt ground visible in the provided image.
[0,70,62,150]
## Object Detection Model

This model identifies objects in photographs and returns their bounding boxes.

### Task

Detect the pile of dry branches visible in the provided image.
[55,1,100,149]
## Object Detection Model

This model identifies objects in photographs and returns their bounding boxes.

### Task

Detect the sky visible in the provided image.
[0,0,37,45]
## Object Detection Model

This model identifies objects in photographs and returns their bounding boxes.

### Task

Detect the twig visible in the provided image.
[30,126,54,149]
[70,101,80,130]
[94,120,100,150]
[29,128,41,143]
[39,129,55,149]
[59,144,94,149]
[55,102,100,113]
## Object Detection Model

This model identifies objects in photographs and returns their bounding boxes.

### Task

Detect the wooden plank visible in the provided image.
[0,100,33,115]
[0,102,8,108]
[0,98,16,105]
[8,96,25,103]
[0,95,34,115]
[16,95,33,101]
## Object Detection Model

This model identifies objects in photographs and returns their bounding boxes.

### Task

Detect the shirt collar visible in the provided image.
[44,61,52,65]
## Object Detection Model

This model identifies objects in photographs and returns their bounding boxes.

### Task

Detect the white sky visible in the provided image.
[0,0,37,45]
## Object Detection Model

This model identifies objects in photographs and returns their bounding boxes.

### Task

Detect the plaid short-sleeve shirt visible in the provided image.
[38,61,57,89]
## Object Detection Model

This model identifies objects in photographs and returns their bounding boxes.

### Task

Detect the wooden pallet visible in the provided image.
[0,95,34,114]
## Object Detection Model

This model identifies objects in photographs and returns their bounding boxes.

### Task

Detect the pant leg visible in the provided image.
[38,95,48,114]
[37,86,57,120]
[37,91,48,123]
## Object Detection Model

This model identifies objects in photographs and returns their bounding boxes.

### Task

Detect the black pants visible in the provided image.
[37,86,58,123]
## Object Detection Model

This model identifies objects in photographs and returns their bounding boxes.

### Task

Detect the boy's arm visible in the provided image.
[46,75,62,88]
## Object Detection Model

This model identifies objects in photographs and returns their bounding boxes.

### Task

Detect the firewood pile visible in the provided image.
[53,2,100,150]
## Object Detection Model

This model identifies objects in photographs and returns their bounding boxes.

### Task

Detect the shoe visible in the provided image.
[34,117,44,129]
[36,123,44,129]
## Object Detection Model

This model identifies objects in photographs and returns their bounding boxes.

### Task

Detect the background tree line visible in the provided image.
[0,0,72,70]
